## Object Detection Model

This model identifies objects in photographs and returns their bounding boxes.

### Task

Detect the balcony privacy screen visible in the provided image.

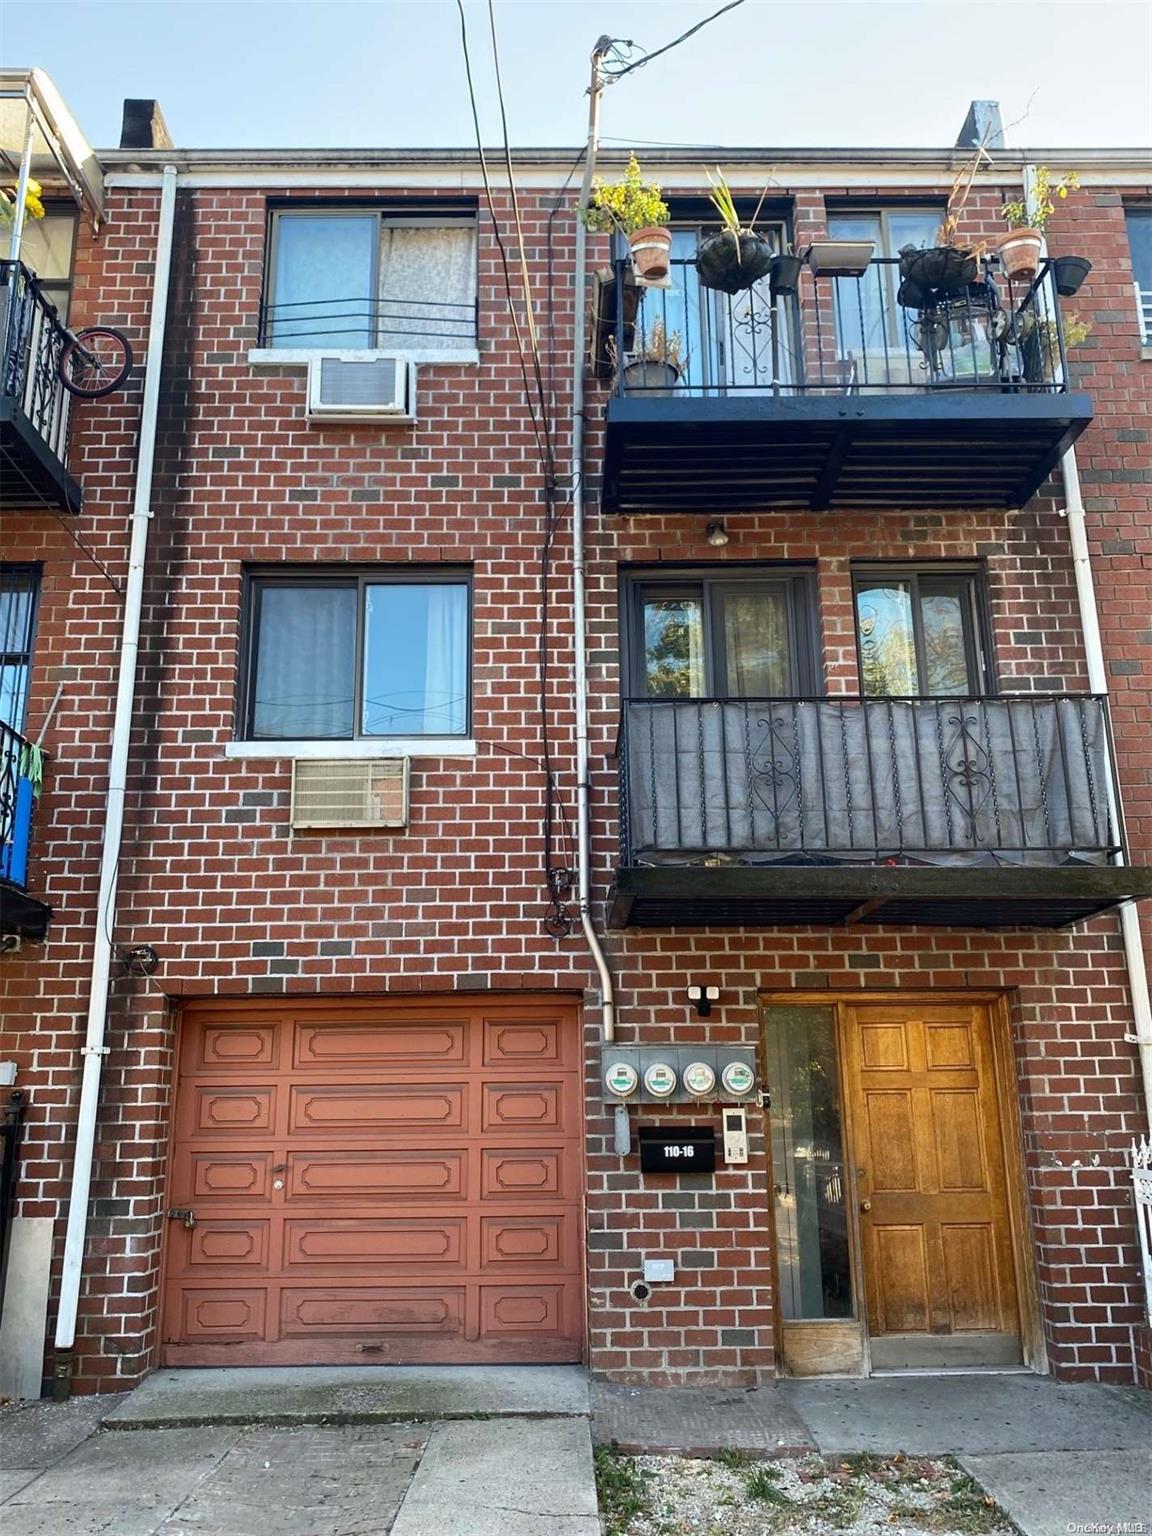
[623,697,1114,867]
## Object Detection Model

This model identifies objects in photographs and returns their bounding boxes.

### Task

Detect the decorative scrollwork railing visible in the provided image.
[1,259,71,463]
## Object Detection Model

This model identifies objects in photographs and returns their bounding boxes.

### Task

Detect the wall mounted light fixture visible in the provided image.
[705,519,729,548]
[687,982,720,1018]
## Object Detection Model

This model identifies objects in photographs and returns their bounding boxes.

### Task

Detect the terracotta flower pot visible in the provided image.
[997,228,1044,282]
[629,226,673,281]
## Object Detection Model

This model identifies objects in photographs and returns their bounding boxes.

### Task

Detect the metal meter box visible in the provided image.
[600,1045,757,1104]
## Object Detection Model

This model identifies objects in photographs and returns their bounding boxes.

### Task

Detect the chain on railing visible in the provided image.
[619,694,1121,867]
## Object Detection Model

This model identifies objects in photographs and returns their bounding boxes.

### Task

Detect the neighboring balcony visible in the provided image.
[599,255,1093,514]
[0,720,51,942]
[609,695,1152,929]
[1,260,80,514]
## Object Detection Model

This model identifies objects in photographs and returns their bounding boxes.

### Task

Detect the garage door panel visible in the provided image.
[480,1215,567,1269]
[482,1083,565,1133]
[186,1151,275,1202]
[184,1085,276,1137]
[169,1221,271,1274]
[288,1083,466,1134]
[165,998,583,1366]
[179,1287,267,1341]
[280,1287,466,1338]
[294,1021,467,1068]
[185,1022,280,1073]
[283,1218,466,1271]
[287,1150,466,1201]
[483,1017,568,1068]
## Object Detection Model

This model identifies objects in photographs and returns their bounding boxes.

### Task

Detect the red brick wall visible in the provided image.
[2,164,1150,1392]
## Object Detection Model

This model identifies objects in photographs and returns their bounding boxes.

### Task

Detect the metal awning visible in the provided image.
[0,68,104,236]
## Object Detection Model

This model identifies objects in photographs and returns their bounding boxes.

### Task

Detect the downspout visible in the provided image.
[52,164,179,1393]
[1025,162,1152,1129]
[572,41,616,1050]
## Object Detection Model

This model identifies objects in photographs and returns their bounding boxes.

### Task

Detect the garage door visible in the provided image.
[162,996,585,1366]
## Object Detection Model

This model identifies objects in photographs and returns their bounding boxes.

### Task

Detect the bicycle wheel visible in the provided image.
[58,327,134,398]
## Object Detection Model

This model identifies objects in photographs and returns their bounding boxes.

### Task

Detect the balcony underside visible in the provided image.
[608,863,1152,931]
[0,879,52,942]
[0,399,81,514]
[601,392,1093,514]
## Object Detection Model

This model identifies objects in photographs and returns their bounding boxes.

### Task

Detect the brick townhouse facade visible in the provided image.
[2,71,1151,1396]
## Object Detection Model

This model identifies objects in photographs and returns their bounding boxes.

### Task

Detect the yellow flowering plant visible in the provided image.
[583,155,669,236]
[0,178,46,227]
[1001,167,1079,234]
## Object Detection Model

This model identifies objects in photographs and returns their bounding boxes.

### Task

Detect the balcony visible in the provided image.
[609,695,1152,929]
[1,261,80,513]
[599,255,1093,514]
[0,720,51,942]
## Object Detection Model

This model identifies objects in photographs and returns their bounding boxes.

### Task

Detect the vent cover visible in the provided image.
[290,758,410,830]
[306,354,414,420]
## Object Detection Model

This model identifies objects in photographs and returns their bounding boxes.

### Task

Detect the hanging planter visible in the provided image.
[897,244,978,301]
[628,226,673,281]
[696,229,774,294]
[769,251,804,298]
[1052,255,1092,297]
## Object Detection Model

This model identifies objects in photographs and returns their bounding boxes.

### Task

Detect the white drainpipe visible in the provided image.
[1023,162,1152,1129]
[572,42,616,1049]
[53,164,179,1389]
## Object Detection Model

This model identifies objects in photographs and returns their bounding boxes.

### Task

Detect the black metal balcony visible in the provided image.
[599,255,1093,514]
[609,695,1152,929]
[1,261,80,514]
[0,719,51,942]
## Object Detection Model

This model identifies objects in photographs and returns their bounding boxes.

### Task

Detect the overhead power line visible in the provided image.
[601,0,748,80]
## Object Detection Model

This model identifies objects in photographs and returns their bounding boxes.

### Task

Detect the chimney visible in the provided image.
[119,99,174,151]
[954,100,1004,151]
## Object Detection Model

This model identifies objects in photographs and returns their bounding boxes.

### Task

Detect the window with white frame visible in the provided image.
[262,210,478,352]
[1125,207,1152,344]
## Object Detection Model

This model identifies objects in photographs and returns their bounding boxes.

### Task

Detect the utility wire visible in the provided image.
[602,0,747,79]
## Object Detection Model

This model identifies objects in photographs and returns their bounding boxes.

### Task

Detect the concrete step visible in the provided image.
[102,1365,591,1430]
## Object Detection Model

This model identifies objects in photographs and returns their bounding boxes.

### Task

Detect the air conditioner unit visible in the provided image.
[305,353,415,422]
[290,758,410,830]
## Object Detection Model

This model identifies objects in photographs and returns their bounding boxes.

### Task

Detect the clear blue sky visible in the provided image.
[5,0,1151,151]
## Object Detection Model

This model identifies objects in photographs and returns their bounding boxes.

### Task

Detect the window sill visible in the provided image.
[1141,345,1152,363]
[248,346,481,369]
[225,738,477,760]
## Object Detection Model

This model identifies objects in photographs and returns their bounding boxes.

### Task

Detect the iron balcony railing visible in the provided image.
[0,720,39,892]
[258,292,479,349]
[618,695,1124,869]
[610,254,1074,398]
[1,260,71,462]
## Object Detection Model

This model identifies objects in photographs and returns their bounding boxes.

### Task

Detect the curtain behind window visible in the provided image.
[252,586,357,738]
[378,227,476,349]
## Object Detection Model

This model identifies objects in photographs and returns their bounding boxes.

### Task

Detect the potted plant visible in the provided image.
[583,154,673,281]
[695,170,775,294]
[611,318,685,394]
[998,167,1080,282]
[0,177,46,230]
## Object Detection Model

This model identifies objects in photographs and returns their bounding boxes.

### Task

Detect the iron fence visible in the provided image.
[610,254,1072,398]
[0,1091,28,1328]
[1,260,71,461]
[618,694,1122,868]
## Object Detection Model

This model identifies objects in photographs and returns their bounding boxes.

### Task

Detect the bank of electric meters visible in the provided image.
[601,1045,757,1104]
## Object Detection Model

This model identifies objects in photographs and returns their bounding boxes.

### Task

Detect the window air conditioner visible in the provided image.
[290,758,410,830]
[305,353,415,422]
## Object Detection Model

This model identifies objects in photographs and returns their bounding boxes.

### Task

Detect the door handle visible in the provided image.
[859,1200,872,1212]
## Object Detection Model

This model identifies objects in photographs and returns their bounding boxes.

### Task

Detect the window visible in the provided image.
[243,571,471,740]
[0,566,39,732]
[627,568,817,698]
[1126,207,1152,343]
[19,210,77,321]
[853,566,989,697]
[263,210,477,351]
[827,207,942,364]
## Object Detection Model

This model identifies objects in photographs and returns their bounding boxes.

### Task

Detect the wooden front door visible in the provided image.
[842,1001,1023,1369]
[162,996,585,1367]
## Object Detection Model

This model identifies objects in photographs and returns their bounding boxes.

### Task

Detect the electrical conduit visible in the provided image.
[53,164,180,1391]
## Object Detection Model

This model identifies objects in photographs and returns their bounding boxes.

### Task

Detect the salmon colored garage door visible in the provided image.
[162,997,585,1366]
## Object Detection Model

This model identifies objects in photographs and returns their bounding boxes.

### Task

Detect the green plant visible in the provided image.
[745,1464,794,1505]
[705,168,772,237]
[608,317,686,374]
[0,178,45,228]
[1001,166,1080,233]
[1039,311,1091,370]
[594,1446,653,1536]
[584,154,669,236]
